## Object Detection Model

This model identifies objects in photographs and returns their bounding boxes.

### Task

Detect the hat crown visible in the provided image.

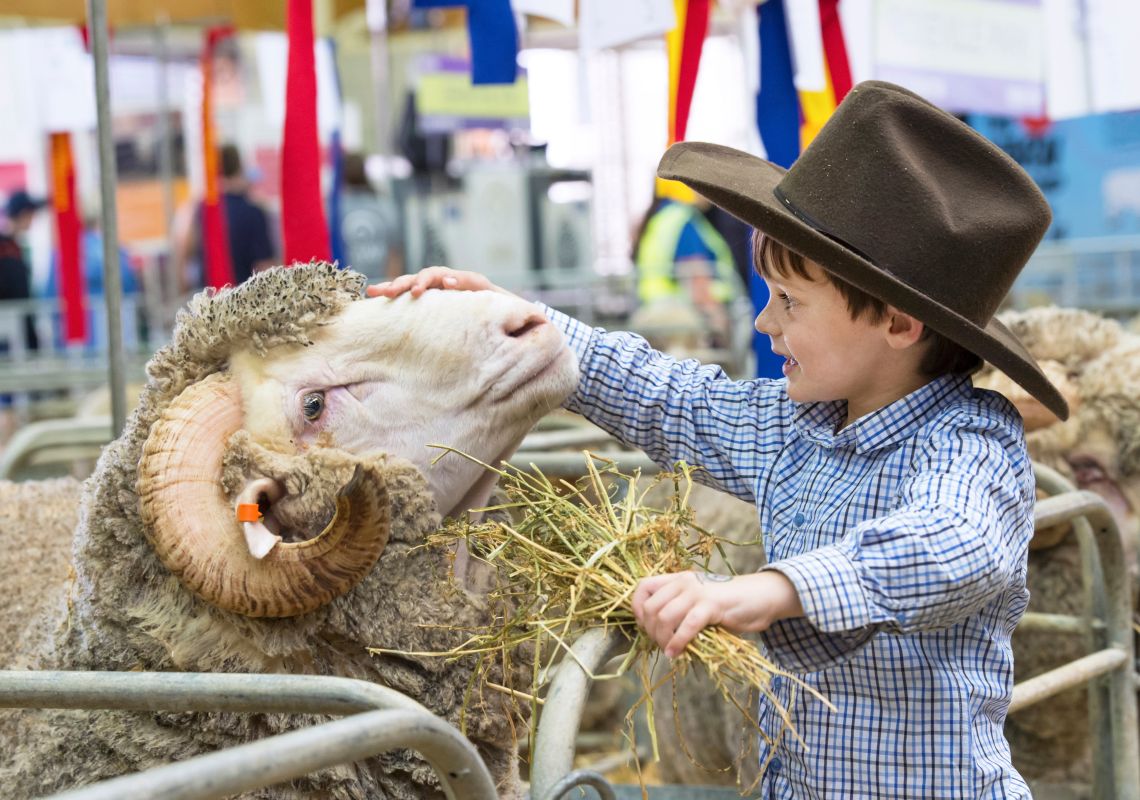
[777,81,1051,327]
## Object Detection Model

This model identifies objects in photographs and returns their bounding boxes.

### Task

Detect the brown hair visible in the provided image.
[753,233,982,377]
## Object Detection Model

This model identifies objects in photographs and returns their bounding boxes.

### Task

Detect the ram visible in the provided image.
[0,263,578,799]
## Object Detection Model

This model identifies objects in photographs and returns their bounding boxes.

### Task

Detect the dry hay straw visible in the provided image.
[370,447,833,789]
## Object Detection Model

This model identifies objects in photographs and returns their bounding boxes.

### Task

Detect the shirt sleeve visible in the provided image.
[760,408,1033,671]
[540,303,791,503]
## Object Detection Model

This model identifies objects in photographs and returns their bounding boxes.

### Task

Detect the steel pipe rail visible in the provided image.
[43,708,497,800]
[0,670,429,716]
[0,671,498,800]
[518,425,621,452]
[1010,649,1130,714]
[1015,611,1098,635]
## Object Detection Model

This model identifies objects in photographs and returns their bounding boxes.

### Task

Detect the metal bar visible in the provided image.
[518,426,620,452]
[1016,611,1095,635]
[530,627,625,800]
[1028,491,1140,796]
[154,16,178,312]
[86,0,127,436]
[0,670,428,716]
[1010,649,1128,713]
[43,708,497,800]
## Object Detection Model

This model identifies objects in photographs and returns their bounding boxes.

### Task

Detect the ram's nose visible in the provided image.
[503,310,548,339]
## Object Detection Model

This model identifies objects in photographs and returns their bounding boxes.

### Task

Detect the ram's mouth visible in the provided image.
[491,347,572,403]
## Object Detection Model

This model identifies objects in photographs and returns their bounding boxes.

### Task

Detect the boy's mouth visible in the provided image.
[782,356,799,376]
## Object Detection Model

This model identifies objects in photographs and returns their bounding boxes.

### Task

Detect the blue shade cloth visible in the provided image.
[326,37,346,267]
[412,0,519,84]
[752,0,799,379]
[541,304,1034,799]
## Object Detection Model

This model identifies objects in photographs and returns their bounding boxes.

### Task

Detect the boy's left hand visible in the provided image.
[632,570,804,658]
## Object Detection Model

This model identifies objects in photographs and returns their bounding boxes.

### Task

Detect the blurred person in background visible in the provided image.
[0,189,47,441]
[631,183,744,350]
[337,152,404,282]
[0,189,46,355]
[175,144,276,293]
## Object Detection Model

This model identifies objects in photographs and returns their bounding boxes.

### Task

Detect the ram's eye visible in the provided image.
[302,392,325,422]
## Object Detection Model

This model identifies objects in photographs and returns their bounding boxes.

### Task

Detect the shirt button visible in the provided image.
[769,756,783,773]
[792,511,805,527]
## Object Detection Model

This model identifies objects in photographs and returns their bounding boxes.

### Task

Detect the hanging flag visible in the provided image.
[201,26,236,287]
[49,132,86,344]
[656,0,709,202]
[413,0,519,85]
[795,0,854,149]
[756,0,799,170]
[282,0,332,265]
[819,0,853,101]
[665,0,711,145]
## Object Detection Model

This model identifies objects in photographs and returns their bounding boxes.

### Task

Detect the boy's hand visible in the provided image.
[367,266,510,299]
[632,570,804,658]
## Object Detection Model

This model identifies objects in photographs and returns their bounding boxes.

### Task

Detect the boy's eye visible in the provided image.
[778,292,795,309]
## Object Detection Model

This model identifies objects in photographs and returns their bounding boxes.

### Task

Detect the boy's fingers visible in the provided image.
[666,605,712,658]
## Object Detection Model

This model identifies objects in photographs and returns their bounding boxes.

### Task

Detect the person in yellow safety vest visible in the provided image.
[634,180,743,348]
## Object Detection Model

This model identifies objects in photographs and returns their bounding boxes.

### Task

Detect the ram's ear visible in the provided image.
[138,373,391,618]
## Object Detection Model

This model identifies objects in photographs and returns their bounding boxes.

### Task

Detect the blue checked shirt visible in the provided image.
[542,306,1035,799]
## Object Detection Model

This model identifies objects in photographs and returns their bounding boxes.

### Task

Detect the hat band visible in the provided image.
[773,186,882,272]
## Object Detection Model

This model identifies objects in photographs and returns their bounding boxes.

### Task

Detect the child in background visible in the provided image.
[371,81,1067,799]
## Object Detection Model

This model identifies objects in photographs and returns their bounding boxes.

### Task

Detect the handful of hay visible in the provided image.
[374,447,830,781]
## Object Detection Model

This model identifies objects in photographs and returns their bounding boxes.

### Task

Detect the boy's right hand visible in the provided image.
[366,266,509,299]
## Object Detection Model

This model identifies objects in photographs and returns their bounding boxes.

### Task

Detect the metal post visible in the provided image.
[154,16,178,313]
[86,0,127,436]
[367,0,391,156]
[529,627,625,800]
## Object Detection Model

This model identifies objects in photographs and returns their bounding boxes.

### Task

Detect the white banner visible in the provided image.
[512,0,575,27]
[578,0,676,52]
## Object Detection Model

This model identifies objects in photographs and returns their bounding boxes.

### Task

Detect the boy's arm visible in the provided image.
[371,268,791,501]
[759,408,1033,672]
[540,303,787,502]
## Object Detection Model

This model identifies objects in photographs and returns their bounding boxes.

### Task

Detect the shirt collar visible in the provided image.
[791,373,973,454]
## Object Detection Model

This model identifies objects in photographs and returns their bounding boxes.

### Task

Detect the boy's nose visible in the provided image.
[754,308,777,336]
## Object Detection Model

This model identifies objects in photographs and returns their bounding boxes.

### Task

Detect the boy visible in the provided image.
[371,81,1068,798]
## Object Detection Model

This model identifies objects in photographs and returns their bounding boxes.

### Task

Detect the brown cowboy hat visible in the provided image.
[657,80,1068,421]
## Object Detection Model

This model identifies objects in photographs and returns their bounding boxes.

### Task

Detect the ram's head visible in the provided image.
[133,265,577,618]
[975,307,1139,566]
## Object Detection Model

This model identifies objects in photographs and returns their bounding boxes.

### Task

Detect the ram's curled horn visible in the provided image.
[137,373,390,618]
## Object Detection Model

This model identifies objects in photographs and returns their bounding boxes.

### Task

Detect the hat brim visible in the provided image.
[658,142,1068,421]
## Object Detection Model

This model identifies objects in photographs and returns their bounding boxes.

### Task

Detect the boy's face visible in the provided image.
[755,259,925,421]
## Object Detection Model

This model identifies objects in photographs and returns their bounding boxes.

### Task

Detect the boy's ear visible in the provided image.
[883,308,926,350]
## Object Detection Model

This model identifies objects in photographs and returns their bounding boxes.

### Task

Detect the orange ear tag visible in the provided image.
[236,503,262,523]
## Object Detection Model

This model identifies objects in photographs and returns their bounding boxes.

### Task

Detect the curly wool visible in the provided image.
[1,264,525,800]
